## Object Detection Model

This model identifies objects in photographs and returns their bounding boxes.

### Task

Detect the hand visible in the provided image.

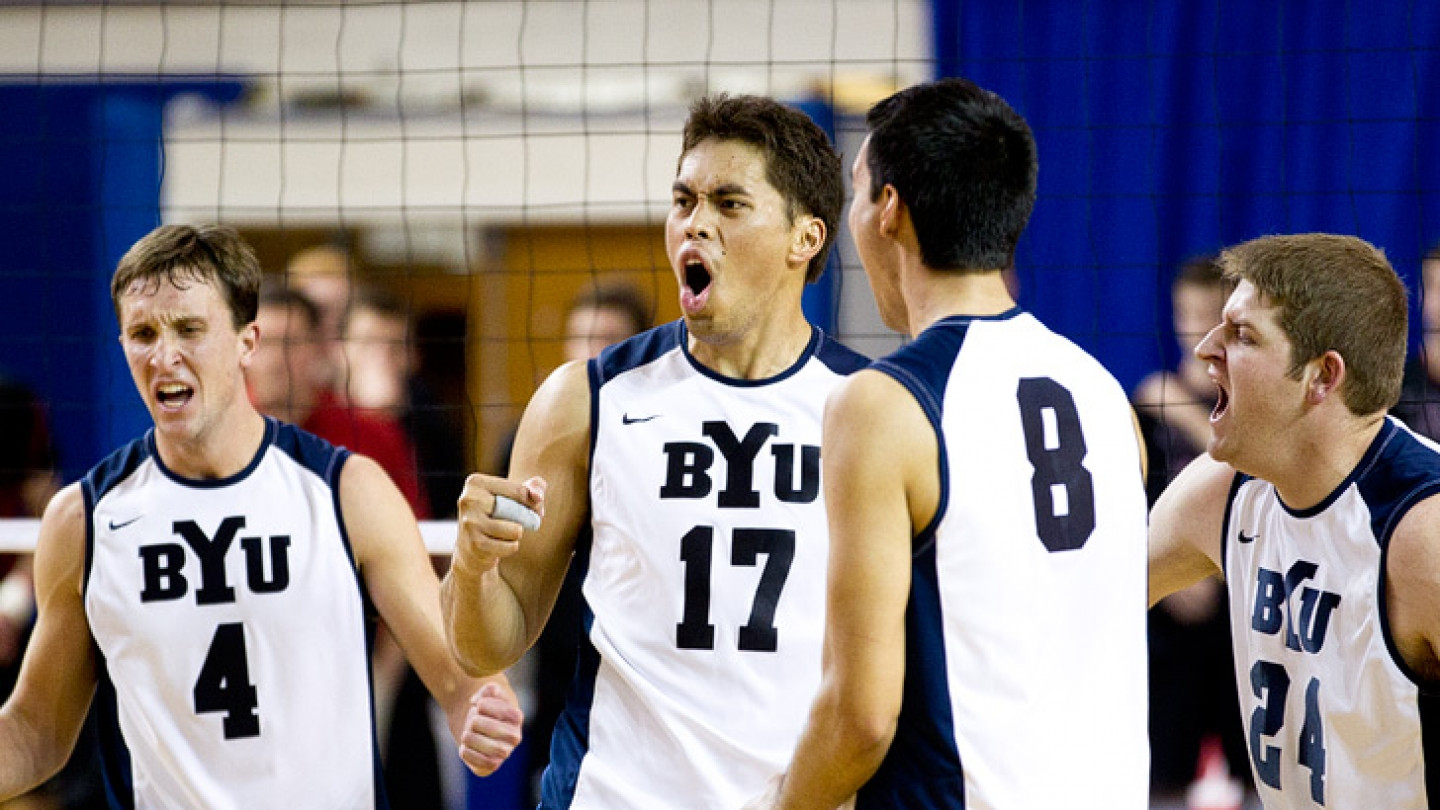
[457,682,524,777]
[453,475,547,576]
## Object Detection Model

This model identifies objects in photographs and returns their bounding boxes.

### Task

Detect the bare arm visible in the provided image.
[1148,453,1233,607]
[1384,494,1440,681]
[341,455,522,776]
[0,485,98,798]
[441,360,592,676]
[766,370,936,810]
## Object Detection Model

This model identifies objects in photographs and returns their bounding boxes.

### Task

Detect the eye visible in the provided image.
[719,198,747,210]
[672,195,694,210]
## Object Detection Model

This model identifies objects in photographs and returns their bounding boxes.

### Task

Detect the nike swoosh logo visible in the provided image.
[108,516,142,531]
[1237,531,1257,544]
[622,413,660,425]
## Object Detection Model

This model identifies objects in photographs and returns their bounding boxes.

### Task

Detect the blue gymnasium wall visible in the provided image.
[0,81,243,483]
[933,0,1440,392]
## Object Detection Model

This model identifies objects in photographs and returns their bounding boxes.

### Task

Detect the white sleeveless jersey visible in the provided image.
[1224,417,1440,810]
[83,419,382,810]
[856,311,1150,809]
[540,321,868,810]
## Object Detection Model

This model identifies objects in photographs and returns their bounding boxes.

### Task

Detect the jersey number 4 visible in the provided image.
[1017,378,1096,553]
[676,526,795,651]
[193,622,261,739]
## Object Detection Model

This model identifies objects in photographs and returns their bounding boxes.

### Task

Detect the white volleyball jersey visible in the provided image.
[540,321,868,810]
[855,310,1150,809]
[1223,417,1440,810]
[82,419,382,810]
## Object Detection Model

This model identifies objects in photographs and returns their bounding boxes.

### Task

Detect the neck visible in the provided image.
[156,408,268,480]
[904,267,1015,337]
[1266,412,1385,510]
[687,309,814,380]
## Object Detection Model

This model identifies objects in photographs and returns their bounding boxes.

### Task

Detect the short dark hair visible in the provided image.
[258,281,322,333]
[1220,233,1408,416]
[681,93,843,283]
[570,280,651,336]
[1175,254,1225,290]
[865,77,1037,272]
[342,285,409,335]
[111,224,262,329]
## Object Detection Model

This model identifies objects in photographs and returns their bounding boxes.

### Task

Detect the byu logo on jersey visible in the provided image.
[659,420,820,506]
[139,516,292,604]
[1251,560,1342,654]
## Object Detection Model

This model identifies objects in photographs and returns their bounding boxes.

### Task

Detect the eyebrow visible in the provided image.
[671,181,750,198]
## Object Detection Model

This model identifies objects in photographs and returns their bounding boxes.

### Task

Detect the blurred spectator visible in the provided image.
[0,376,57,693]
[1132,256,1250,801]
[342,286,466,519]
[249,283,429,517]
[1392,244,1440,440]
[562,281,652,363]
[285,243,355,387]
[0,375,104,810]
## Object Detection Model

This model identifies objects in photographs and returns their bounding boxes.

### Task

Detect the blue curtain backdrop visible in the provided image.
[0,80,243,484]
[933,0,1440,392]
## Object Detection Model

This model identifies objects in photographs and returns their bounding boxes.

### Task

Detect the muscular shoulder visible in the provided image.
[1384,493,1440,680]
[826,369,938,528]
[513,360,592,468]
[34,483,88,597]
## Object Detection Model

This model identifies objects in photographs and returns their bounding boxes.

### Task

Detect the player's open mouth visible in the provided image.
[680,258,713,314]
[685,260,711,295]
[156,382,194,411]
[1210,384,1229,422]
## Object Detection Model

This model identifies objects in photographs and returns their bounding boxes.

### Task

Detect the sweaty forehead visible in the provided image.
[676,138,772,191]
[119,275,224,322]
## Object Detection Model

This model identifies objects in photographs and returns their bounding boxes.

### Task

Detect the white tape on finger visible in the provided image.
[491,494,542,532]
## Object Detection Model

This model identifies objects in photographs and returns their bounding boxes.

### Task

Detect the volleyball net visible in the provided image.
[2,1,1439,554]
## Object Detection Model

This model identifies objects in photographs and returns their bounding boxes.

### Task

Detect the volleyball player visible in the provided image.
[0,224,522,807]
[754,77,1150,809]
[1150,233,1440,809]
[441,93,868,809]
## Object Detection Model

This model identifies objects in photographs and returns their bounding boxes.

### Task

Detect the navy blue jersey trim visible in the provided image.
[84,435,152,504]
[593,321,685,388]
[1421,688,1440,809]
[1278,419,1397,518]
[94,657,135,810]
[1218,471,1249,581]
[812,328,870,376]
[870,318,971,546]
[540,533,598,810]
[145,418,276,489]
[679,322,824,387]
[855,531,964,809]
[1358,421,1440,690]
[82,436,152,597]
[271,418,348,482]
[82,481,97,599]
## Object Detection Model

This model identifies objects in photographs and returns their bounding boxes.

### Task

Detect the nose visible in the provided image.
[683,199,714,241]
[1193,323,1222,364]
[150,333,183,368]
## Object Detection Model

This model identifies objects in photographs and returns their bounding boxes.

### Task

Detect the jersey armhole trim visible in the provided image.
[871,361,949,554]
[1219,471,1249,580]
[1377,480,1440,691]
